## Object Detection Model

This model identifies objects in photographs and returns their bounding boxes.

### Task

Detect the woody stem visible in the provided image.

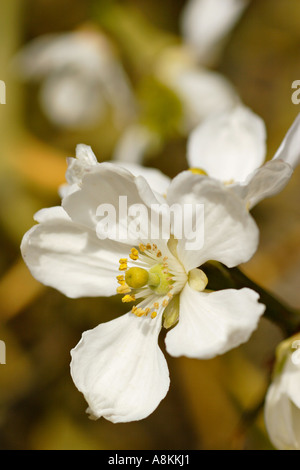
[203,262,300,337]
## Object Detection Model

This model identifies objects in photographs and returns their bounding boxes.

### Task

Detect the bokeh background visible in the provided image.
[0,0,300,450]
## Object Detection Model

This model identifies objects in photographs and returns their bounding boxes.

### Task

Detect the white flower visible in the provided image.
[174,0,248,123]
[187,105,300,208]
[180,0,249,65]
[21,157,265,422]
[15,30,136,129]
[113,0,246,163]
[114,46,240,163]
[111,124,161,165]
[265,336,300,450]
[154,45,240,133]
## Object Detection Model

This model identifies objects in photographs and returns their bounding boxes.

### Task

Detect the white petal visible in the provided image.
[112,162,171,196]
[172,68,239,131]
[70,313,170,423]
[62,163,165,246]
[187,105,266,182]
[68,142,170,198]
[231,159,293,209]
[165,284,264,359]
[21,206,127,298]
[75,144,98,165]
[265,376,300,450]
[40,71,104,128]
[113,125,158,164]
[180,0,248,64]
[33,205,69,223]
[58,183,81,199]
[13,33,66,79]
[14,32,112,78]
[282,359,300,410]
[273,113,300,170]
[65,144,98,187]
[166,172,259,271]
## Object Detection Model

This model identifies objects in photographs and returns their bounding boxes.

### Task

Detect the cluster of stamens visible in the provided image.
[116,243,178,320]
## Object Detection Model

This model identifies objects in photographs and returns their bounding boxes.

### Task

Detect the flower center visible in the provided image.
[125,264,172,295]
[116,242,187,321]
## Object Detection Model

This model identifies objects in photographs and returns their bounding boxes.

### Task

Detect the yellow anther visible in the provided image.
[144,308,151,315]
[153,302,159,309]
[132,306,137,313]
[162,299,169,307]
[125,267,150,288]
[122,294,136,303]
[119,263,128,271]
[129,247,139,260]
[153,244,157,250]
[151,311,157,319]
[119,258,127,264]
[116,284,131,294]
[139,243,146,252]
[189,167,208,176]
[135,308,145,317]
[156,250,162,257]
[117,274,126,285]
[146,243,152,250]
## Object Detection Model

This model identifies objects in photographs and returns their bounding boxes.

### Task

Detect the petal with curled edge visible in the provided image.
[273,113,300,170]
[165,284,265,359]
[231,159,293,209]
[71,312,170,423]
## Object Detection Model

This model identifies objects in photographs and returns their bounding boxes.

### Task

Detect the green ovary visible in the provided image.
[148,264,172,295]
[125,264,172,295]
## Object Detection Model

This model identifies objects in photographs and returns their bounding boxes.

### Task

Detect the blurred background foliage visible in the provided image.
[0,0,300,450]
